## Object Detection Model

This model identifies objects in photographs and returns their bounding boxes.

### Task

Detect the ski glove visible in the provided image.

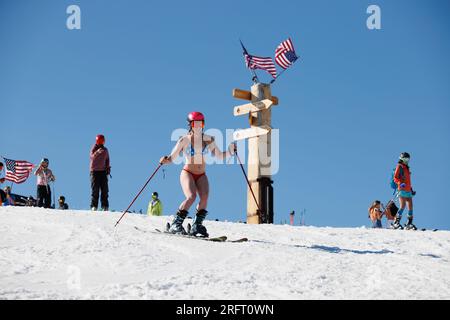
[400,183,406,188]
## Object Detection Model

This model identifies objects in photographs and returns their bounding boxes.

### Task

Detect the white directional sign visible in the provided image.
[233,125,271,141]
[233,99,274,116]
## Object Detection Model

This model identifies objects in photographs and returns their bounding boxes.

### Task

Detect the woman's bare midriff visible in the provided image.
[183,155,206,174]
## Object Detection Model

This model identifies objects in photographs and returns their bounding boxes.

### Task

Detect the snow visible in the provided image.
[1,206,449,299]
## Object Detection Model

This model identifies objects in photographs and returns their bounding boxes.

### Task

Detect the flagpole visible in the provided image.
[270,63,295,84]
[240,39,260,84]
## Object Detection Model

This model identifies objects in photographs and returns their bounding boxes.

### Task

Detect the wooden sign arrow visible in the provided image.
[232,88,279,105]
[233,99,274,116]
[233,125,271,141]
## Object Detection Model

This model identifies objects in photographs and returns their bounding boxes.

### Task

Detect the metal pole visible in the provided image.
[114,163,162,228]
[235,151,263,216]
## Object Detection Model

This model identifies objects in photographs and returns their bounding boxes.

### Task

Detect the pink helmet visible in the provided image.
[187,111,205,122]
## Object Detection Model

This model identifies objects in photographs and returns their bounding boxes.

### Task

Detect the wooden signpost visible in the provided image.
[232,83,277,224]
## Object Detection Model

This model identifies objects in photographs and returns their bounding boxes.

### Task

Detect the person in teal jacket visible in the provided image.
[147,192,163,216]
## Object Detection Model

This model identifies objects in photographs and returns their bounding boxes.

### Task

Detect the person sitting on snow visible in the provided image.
[368,200,383,228]
[2,186,15,206]
[58,196,69,210]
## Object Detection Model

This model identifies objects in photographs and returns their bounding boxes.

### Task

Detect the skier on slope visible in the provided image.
[147,192,163,216]
[159,112,237,237]
[392,152,417,230]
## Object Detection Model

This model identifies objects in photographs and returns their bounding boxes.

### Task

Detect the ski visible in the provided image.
[228,237,249,243]
[388,225,438,232]
[134,226,248,242]
[134,226,227,242]
[157,228,228,242]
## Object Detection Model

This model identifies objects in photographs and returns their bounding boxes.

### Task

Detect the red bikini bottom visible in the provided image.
[183,169,206,182]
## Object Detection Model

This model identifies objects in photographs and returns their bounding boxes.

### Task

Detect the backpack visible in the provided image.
[384,200,399,220]
[390,165,404,193]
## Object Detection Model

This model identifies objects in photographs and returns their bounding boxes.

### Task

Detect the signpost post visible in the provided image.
[232,83,278,224]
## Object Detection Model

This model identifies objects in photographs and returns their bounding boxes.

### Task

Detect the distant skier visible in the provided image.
[392,152,417,230]
[58,195,69,210]
[147,192,163,216]
[0,162,6,205]
[90,134,111,211]
[34,158,55,208]
[368,200,383,228]
[159,111,236,237]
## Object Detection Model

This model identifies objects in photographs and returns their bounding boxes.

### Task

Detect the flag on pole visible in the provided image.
[275,38,298,69]
[240,40,277,79]
[2,158,34,184]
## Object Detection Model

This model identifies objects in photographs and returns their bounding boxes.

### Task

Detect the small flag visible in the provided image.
[275,38,298,69]
[2,158,34,184]
[241,40,277,79]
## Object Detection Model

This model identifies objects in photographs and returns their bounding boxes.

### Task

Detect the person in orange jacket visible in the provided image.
[392,152,416,230]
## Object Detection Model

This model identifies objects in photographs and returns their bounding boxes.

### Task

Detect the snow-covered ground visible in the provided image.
[0,206,449,300]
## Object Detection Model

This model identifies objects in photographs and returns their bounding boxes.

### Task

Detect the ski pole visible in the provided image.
[114,163,163,228]
[234,151,263,216]
[52,181,56,209]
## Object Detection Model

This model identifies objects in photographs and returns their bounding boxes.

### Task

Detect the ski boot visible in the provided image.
[167,209,188,235]
[392,216,404,230]
[404,216,417,230]
[188,209,209,238]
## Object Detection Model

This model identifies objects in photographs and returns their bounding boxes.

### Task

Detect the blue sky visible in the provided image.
[1,0,449,229]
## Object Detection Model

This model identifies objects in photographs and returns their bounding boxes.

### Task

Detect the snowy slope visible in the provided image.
[0,206,449,300]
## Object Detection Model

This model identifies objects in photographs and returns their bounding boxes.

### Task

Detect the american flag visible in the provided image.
[240,40,277,79]
[2,158,34,184]
[275,38,298,69]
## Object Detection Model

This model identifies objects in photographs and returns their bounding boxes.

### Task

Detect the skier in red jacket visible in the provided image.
[392,152,416,230]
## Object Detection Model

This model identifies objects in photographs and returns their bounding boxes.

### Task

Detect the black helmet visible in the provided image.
[41,158,49,165]
[399,152,410,164]
[152,192,158,197]
[59,196,65,202]
[400,152,410,159]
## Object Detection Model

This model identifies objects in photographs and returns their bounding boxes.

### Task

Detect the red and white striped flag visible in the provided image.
[275,38,298,69]
[241,41,277,78]
[2,158,34,184]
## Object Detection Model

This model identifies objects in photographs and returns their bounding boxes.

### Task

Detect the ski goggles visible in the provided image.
[400,157,410,164]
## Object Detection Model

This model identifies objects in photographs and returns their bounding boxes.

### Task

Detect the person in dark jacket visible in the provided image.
[58,196,69,210]
[0,162,6,205]
[90,134,111,211]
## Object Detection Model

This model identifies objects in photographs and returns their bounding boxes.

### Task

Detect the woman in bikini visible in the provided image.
[159,111,236,237]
